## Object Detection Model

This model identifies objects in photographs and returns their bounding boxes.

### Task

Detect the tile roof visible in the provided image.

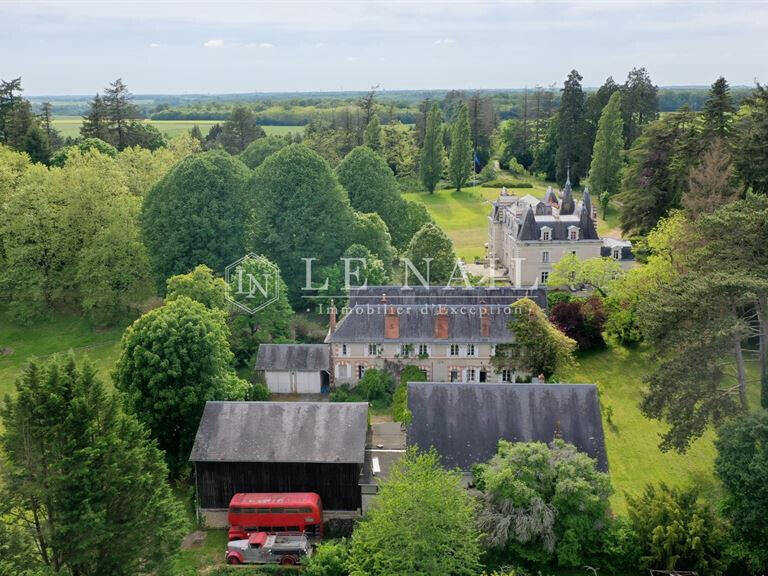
[255,344,329,371]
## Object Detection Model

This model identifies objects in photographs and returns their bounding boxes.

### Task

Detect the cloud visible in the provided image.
[434,38,456,45]
[203,39,224,48]
[346,56,360,62]
[258,42,274,49]
[149,42,161,48]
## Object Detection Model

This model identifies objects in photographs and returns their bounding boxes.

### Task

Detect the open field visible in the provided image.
[403,178,621,261]
[51,116,304,139]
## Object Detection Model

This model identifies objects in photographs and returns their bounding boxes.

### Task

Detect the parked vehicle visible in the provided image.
[227,492,323,541]
[226,532,313,565]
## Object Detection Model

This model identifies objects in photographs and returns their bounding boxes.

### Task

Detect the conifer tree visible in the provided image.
[621,67,659,147]
[103,78,139,149]
[419,103,444,194]
[703,76,735,140]
[448,102,472,191]
[733,84,768,195]
[363,113,381,151]
[589,91,624,217]
[81,93,111,142]
[556,70,589,185]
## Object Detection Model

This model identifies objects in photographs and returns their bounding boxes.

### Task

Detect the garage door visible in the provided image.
[295,371,321,393]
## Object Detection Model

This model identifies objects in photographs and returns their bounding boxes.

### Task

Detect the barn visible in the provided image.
[189,401,368,527]
[407,381,608,472]
[255,344,330,394]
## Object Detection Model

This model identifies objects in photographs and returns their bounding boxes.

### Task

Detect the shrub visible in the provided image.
[626,483,728,575]
[479,162,497,183]
[357,368,394,407]
[303,539,350,576]
[392,365,426,423]
[483,179,533,189]
[549,296,605,351]
[547,291,572,308]
[248,382,271,401]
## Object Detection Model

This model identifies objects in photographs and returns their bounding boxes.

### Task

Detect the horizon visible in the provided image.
[3,1,766,95]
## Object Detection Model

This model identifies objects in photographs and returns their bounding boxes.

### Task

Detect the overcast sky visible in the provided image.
[3,1,766,96]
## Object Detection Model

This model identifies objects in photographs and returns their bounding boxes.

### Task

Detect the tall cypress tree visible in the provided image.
[703,76,735,140]
[419,103,444,194]
[589,91,624,217]
[556,69,588,186]
[448,102,472,191]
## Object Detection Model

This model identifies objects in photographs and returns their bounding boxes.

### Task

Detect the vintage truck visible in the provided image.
[225,532,313,565]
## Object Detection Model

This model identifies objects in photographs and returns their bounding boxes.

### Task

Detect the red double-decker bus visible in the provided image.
[227,493,323,541]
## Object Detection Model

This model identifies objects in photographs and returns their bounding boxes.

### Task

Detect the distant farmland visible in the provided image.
[51,116,304,139]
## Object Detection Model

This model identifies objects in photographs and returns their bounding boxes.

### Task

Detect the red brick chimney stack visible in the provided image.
[329,299,337,333]
[435,305,449,339]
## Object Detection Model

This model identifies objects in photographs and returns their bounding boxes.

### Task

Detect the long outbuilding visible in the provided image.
[406,381,608,472]
[189,401,368,526]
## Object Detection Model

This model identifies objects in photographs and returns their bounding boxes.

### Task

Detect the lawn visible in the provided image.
[403,177,622,261]
[560,342,722,514]
[51,116,304,139]
[0,308,124,400]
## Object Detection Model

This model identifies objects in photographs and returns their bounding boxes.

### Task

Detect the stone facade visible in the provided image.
[488,178,634,286]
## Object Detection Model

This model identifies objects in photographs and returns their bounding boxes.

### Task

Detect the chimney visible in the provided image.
[385,305,399,339]
[434,305,449,339]
[480,304,490,338]
[329,299,337,333]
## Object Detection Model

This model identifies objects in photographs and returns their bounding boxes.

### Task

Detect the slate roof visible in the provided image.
[328,286,548,344]
[517,203,599,242]
[189,401,368,464]
[255,344,329,372]
[406,382,608,471]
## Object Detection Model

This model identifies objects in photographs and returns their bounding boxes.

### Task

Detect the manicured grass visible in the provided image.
[559,342,762,514]
[0,308,124,400]
[51,116,304,139]
[403,176,620,261]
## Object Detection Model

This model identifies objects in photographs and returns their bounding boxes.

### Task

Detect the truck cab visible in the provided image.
[226,532,312,565]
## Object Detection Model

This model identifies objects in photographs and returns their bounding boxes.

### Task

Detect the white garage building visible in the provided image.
[255,344,331,394]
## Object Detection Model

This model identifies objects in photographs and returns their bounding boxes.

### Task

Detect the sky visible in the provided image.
[2,0,767,96]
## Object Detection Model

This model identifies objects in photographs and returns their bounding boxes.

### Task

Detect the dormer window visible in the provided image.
[540,226,552,241]
[568,226,579,241]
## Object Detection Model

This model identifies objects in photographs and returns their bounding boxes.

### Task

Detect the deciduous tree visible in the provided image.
[448,102,472,191]
[474,440,611,568]
[492,298,576,379]
[589,91,624,217]
[141,150,251,287]
[404,222,456,286]
[347,448,481,576]
[419,103,444,194]
[114,297,249,475]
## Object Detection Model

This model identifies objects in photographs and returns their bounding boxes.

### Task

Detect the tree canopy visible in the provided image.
[141,149,251,287]
[448,101,472,191]
[347,448,481,576]
[419,103,444,194]
[0,354,187,575]
[589,91,624,217]
[114,296,249,475]
[404,222,456,286]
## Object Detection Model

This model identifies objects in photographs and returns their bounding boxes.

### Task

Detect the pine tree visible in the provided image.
[419,103,444,194]
[81,93,111,142]
[22,120,51,164]
[556,69,589,185]
[448,102,472,191]
[103,78,139,150]
[0,77,23,144]
[703,76,735,140]
[589,91,624,217]
[363,114,381,151]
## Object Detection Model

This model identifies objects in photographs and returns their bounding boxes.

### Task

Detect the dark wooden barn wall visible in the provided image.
[195,462,362,510]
